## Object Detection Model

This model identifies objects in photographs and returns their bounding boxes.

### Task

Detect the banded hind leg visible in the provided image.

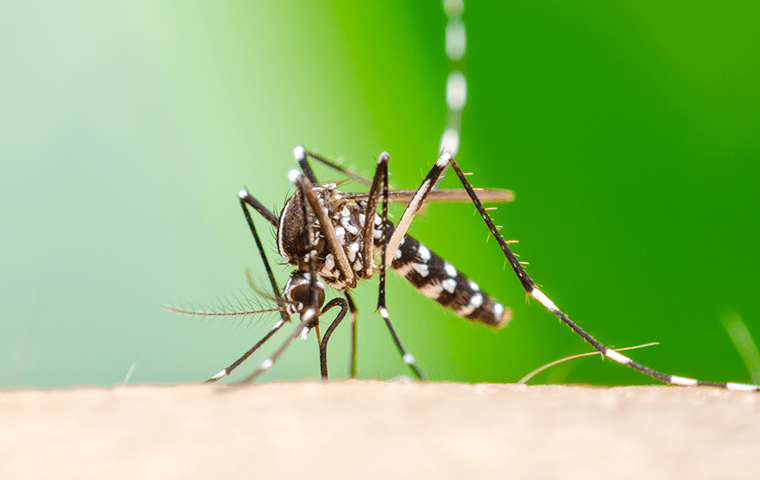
[442,155,759,391]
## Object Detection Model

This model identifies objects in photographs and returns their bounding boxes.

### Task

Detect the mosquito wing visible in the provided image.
[342,188,514,204]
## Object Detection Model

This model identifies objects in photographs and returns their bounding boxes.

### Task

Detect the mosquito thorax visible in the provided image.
[277,182,378,291]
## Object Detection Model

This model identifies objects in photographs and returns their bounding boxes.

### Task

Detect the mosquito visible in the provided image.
[165,146,758,392]
[166,146,513,383]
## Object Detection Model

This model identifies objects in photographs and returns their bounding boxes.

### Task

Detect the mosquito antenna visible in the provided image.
[161,304,281,318]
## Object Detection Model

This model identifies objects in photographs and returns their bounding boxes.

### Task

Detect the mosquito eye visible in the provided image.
[289,282,325,312]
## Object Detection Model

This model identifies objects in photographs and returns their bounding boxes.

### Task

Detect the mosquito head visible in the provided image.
[283,271,326,316]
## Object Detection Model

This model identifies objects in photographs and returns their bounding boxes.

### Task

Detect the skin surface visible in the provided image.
[2,381,757,479]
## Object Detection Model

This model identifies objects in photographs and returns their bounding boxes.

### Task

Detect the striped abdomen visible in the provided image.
[388,234,511,328]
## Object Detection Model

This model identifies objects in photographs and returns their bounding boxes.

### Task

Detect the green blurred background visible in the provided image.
[2,1,759,388]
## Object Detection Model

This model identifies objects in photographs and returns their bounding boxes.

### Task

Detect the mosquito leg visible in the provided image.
[293,146,320,184]
[206,319,288,382]
[376,155,425,380]
[377,306,425,380]
[236,177,326,384]
[237,315,315,384]
[360,152,390,273]
[294,146,373,186]
[238,190,289,318]
[206,191,293,382]
[358,151,424,378]
[345,291,358,378]
[383,153,452,270]
[239,190,278,227]
[445,156,759,392]
[312,322,322,370]
[318,298,349,379]
[294,172,328,375]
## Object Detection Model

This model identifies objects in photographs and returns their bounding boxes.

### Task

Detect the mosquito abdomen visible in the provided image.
[390,234,511,327]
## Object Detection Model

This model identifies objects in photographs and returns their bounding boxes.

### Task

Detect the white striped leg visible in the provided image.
[378,306,425,380]
[446,157,759,392]
[238,311,316,384]
[206,318,287,383]
[375,153,425,380]
[384,153,453,269]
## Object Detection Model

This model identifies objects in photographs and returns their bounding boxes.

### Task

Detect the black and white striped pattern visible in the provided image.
[385,232,510,328]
